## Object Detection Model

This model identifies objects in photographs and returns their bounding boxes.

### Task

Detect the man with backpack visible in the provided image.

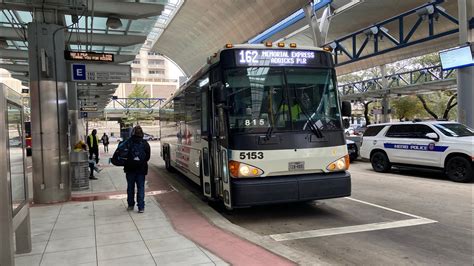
[123,125,151,213]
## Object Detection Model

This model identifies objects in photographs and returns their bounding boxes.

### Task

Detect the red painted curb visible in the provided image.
[146,168,296,266]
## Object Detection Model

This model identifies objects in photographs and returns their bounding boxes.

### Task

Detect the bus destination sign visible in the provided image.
[235,49,319,67]
[65,51,114,62]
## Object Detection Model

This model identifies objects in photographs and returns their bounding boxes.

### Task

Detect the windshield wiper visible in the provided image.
[293,94,324,138]
[265,97,286,140]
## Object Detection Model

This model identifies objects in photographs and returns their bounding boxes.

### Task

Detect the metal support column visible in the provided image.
[304,3,323,47]
[68,82,80,148]
[457,0,474,127]
[380,65,390,123]
[28,22,70,203]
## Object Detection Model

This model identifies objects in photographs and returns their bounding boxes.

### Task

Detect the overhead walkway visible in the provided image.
[103,97,165,120]
[339,65,457,101]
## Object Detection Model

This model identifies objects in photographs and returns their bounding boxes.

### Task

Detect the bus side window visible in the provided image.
[201,89,208,137]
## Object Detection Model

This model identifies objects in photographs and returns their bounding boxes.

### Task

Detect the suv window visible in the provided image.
[434,123,474,137]
[413,125,436,138]
[385,124,435,138]
[363,125,385,137]
[386,125,413,138]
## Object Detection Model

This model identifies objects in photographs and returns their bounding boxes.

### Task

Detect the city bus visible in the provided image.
[160,43,352,209]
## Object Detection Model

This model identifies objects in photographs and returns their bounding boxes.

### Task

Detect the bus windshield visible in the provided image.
[225,67,342,133]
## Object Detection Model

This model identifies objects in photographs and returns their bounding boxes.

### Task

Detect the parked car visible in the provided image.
[345,125,366,136]
[25,121,32,156]
[9,137,21,147]
[346,139,358,162]
[360,121,474,182]
[353,126,367,136]
[143,133,157,141]
[109,135,123,143]
[25,136,32,156]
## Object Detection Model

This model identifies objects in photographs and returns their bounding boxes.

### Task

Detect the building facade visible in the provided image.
[113,47,183,100]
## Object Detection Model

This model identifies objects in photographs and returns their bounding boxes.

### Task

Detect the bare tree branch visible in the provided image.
[364,101,373,125]
[417,95,438,119]
[443,93,457,119]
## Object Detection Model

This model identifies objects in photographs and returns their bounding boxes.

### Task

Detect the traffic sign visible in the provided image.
[80,106,98,112]
[69,63,131,83]
[72,64,86,81]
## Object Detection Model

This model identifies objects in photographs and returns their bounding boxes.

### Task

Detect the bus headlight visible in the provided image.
[229,160,264,178]
[326,155,350,171]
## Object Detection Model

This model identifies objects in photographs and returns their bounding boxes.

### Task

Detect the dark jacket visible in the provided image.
[124,136,151,175]
[87,134,99,149]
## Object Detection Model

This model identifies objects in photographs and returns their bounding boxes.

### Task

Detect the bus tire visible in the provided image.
[370,151,391,173]
[164,149,173,172]
[445,156,473,182]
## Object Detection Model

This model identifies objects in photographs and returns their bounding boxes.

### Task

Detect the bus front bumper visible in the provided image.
[230,171,351,207]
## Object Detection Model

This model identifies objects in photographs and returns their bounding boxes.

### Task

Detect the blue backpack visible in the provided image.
[111,139,130,166]
[129,140,147,164]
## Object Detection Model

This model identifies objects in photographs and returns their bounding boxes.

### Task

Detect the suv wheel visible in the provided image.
[446,156,473,182]
[370,151,391,173]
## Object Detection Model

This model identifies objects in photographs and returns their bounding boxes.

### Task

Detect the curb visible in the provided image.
[150,164,332,266]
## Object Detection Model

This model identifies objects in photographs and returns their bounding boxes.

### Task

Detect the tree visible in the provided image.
[363,101,373,125]
[128,84,150,101]
[124,84,154,124]
[442,93,457,119]
[417,95,438,119]
[417,91,458,120]
[408,53,440,68]
[391,96,423,121]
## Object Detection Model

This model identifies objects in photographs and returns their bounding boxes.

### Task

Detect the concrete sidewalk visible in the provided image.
[17,197,225,266]
[18,145,297,266]
[17,151,227,266]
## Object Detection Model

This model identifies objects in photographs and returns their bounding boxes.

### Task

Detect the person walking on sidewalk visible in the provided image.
[87,129,100,164]
[125,125,151,213]
[101,132,109,153]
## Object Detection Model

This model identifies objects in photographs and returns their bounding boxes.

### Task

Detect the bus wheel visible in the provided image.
[446,156,473,182]
[370,151,391,173]
[164,151,173,172]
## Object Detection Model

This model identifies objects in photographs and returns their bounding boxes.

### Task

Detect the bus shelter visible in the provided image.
[0,83,31,265]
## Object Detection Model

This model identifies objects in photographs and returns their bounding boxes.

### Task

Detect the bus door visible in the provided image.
[201,85,214,199]
[211,82,232,208]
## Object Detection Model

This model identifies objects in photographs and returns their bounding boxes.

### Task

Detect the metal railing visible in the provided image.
[338,65,456,95]
[108,97,166,110]
[130,77,178,83]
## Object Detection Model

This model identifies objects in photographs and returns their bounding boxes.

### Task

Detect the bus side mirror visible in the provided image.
[212,82,225,103]
[341,101,352,117]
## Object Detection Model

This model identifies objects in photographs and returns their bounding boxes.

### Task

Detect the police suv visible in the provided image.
[360,121,474,182]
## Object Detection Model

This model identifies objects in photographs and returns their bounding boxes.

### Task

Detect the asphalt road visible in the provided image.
[149,142,473,265]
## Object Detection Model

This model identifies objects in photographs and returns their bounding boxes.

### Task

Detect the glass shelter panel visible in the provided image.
[7,104,26,215]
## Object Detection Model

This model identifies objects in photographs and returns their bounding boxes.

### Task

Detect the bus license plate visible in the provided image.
[288,161,305,171]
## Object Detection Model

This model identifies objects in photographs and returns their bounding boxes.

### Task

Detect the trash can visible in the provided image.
[70,151,90,191]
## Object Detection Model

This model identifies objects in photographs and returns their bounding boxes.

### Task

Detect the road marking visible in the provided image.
[108,189,174,200]
[345,197,424,219]
[269,218,437,241]
[269,197,438,241]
